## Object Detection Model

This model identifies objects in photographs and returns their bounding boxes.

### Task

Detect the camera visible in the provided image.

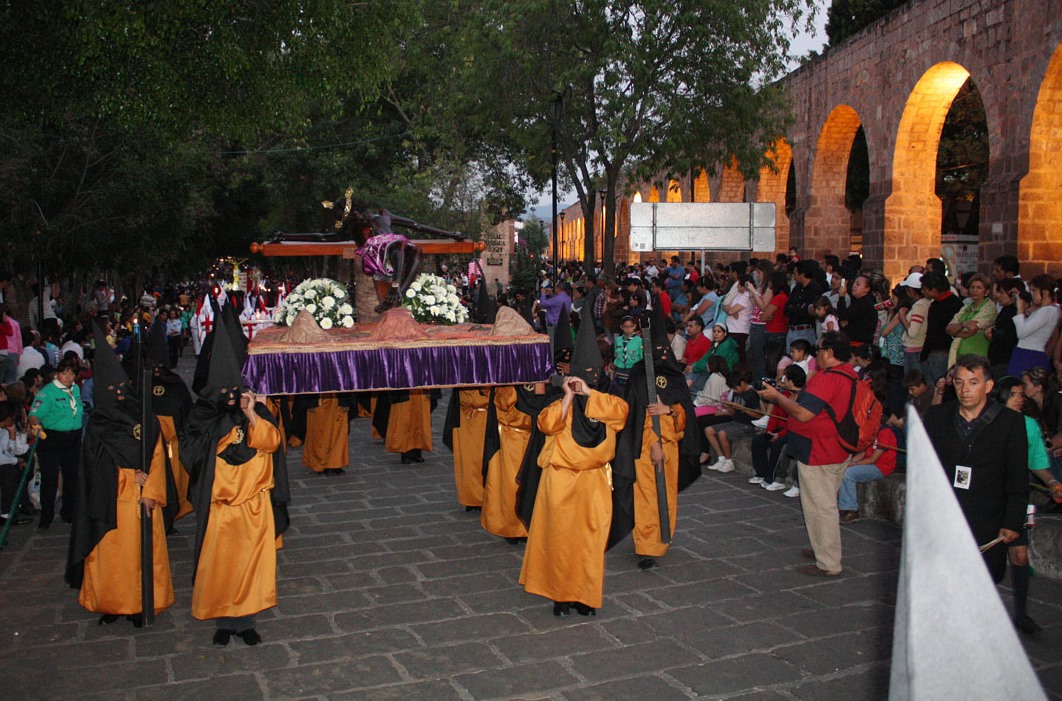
[753,377,776,391]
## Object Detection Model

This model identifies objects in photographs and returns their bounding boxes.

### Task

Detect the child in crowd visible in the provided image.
[692,356,730,416]
[0,401,31,526]
[903,369,933,419]
[702,370,759,473]
[788,339,815,378]
[750,365,806,490]
[611,316,643,389]
[812,296,839,339]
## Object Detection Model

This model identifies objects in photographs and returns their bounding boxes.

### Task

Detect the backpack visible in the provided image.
[823,368,883,454]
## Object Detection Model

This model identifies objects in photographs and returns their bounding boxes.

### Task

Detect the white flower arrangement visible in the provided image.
[276,277,356,329]
[401,273,469,325]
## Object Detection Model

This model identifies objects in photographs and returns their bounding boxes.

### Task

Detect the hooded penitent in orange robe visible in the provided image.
[191,416,281,620]
[519,390,628,609]
[76,439,175,615]
[481,386,533,538]
[385,390,432,454]
[445,388,490,507]
[631,407,685,557]
[302,394,349,472]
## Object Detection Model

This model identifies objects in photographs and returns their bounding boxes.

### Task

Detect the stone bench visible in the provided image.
[722,434,1061,580]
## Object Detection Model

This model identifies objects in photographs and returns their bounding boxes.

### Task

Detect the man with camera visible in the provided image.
[756,331,858,576]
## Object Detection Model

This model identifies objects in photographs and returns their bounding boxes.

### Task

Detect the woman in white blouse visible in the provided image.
[1007,274,1060,377]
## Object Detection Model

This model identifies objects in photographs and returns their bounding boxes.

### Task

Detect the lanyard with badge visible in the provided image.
[953,402,1001,490]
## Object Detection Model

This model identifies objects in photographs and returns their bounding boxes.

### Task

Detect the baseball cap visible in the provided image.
[901,272,923,289]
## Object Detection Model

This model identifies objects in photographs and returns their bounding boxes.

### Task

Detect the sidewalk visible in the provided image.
[1,357,1059,699]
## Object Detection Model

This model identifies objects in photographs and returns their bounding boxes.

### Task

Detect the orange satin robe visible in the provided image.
[78,440,175,616]
[451,389,490,507]
[385,390,432,453]
[519,391,629,609]
[191,417,281,620]
[481,387,532,538]
[302,394,349,472]
[632,405,685,557]
[157,414,192,521]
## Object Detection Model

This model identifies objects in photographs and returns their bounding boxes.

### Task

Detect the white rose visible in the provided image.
[448,294,459,304]
[306,303,317,314]
[321,295,335,309]
[339,303,353,315]
[320,317,333,330]
[447,284,456,293]
[405,288,416,298]
[286,312,296,326]
[341,316,355,328]
[445,310,456,322]
[304,288,317,298]
[429,305,441,316]
[423,295,435,305]
[411,282,422,292]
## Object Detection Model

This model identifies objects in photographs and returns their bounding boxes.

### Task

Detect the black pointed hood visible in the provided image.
[569,306,603,385]
[148,318,169,367]
[92,322,132,414]
[552,303,574,366]
[476,284,497,324]
[201,310,244,403]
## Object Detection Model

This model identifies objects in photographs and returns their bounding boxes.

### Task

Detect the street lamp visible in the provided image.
[550,93,563,284]
[559,211,566,262]
[597,189,607,269]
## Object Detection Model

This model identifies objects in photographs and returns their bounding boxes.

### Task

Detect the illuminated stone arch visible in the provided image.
[666,179,683,202]
[718,161,746,202]
[884,61,972,283]
[805,104,864,261]
[693,171,711,202]
[648,186,661,203]
[1019,43,1062,276]
[756,139,793,255]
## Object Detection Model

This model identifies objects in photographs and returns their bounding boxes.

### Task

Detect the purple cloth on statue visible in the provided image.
[359,233,411,279]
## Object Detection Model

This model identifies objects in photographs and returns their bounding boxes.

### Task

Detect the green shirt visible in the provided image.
[1024,415,1051,472]
[30,380,84,431]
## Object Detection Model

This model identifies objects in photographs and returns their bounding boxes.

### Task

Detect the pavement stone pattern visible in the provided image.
[1,355,1060,700]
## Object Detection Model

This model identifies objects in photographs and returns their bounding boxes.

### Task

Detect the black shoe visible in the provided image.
[637,557,658,570]
[464,505,481,513]
[410,450,424,463]
[127,614,143,628]
[552,602,571,617]
[505,537,527,545]
[0,515,31,526]
[573,602,596,616]
[330,468,346,475]
[237,629,262,646]
[213,629,234,646]
[19,503,35,517]
[37,519,51,530]
[400,455,414,465]
[1015,614,1042,634]
[97,614,120,626]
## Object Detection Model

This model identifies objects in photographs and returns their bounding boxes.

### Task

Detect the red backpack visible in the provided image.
[824,368,883,454]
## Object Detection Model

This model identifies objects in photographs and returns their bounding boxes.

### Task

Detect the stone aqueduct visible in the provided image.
[553,0,1062,282]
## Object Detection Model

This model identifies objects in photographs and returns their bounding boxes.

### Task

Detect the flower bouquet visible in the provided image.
[276,278,356,329]
[401,273,469,325]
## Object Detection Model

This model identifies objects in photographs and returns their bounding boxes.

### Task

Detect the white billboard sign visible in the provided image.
[630,202,776,252]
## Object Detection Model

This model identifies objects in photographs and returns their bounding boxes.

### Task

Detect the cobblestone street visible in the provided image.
[1,365,1060,700]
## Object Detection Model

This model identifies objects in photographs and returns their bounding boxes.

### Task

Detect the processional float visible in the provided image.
[246,190,552,394]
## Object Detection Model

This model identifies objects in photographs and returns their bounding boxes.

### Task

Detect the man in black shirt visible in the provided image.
[923,355,1029,630]
[784,260,823,348]
[919,272,962,385]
